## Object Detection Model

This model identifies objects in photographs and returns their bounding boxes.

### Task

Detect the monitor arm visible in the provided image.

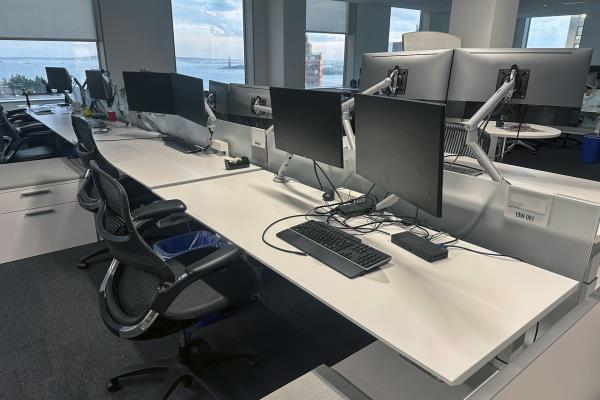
[374,68,517,212]
[205,98,217,133]
[72,77,87,108]
[462,67,518,183]
[340,68,402,151]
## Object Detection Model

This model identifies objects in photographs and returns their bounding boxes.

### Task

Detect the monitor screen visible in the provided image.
[122,71,174,114]
[355,94,445,217]
[270,87,344,168]
[85,69,113,101]
[172,73,206,126]
[45,67,72,93]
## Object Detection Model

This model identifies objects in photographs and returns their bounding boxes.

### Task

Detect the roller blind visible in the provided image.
[306,0,349,34]
[0,0,97,41]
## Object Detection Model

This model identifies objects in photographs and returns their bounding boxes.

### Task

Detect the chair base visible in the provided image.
[106,330,257,400]
[77,245,110,269]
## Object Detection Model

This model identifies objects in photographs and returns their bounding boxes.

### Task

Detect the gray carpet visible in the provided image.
[0,243,373,400]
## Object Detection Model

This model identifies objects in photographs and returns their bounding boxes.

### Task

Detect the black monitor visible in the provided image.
[354,94,445,217]
[122,71,175,114]
[208,80,229,116]
[229,84,271,119]
[270,87,344,168]
[172,73,206,126]
[85,69,114,103]
[45,67,72,93]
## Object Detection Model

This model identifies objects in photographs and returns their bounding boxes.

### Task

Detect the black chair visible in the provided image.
[90,160,261,400]
[71,115,171,269]
[0,105,57,163]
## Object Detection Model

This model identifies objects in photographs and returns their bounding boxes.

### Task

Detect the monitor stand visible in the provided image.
[163,136,204,154]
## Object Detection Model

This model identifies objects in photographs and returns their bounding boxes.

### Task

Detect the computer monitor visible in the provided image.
[208,80,229,116]
[228,84,271,119]
[270,87,344,168]
[85,69,114,103]
[354,94,445,217]
[359,49,454,102]
[447,48,593,107]
[123,71,174,114]
[172,73,207,127]
[45,67,72,93]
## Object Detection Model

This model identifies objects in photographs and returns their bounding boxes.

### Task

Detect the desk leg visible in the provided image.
[488,135,499,160]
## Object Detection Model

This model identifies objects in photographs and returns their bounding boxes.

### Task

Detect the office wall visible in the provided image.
[429,11,451,33]
[251,0,306,88]
[96,0,176,87]
[580,13,600,66]
[449,0,518,47]
[349,4,391,82]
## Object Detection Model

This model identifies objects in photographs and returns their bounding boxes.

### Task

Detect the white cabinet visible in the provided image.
[0,158,98,265]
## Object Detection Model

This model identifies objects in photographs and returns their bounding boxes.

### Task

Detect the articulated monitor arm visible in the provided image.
[463,68,518,183]
[72,77,87,108]
[205,98,217,133]
[374,68,517,212]
[341,68,402,151]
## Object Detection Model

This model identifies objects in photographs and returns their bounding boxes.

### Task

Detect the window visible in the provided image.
[171,0,246,84]
[525,14,586,48]
[0,41,98,99]
[0,0,98,100]
[305,0,349,88]
[388,8,421,52]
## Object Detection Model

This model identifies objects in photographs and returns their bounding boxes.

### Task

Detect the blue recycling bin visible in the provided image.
[153,231,225,260]
[582,134,600,164]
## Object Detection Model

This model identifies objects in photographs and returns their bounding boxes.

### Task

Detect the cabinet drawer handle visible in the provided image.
[24,208,56,217]
[21,189,52,197]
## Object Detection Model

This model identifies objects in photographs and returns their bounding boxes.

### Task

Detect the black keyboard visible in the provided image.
[163,137,204,154]
[444,163,483,176]
[276,220,391,278]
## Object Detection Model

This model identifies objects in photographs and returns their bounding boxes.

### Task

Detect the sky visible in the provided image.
[526,15,574,47]
[0,40,98,58]
[172,0,245,60]
[388,7,421,49]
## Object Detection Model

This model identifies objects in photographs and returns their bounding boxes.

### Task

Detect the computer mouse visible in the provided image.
[322,190,335,202]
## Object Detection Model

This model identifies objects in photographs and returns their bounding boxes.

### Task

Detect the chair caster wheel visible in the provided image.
[106,378,121,392]
[250,293,261,301]
[244,356,258,366]
[77,262,89,270]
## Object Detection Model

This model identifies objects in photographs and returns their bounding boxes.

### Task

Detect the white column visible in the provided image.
[449,0,519,48]
[580,13,600,66]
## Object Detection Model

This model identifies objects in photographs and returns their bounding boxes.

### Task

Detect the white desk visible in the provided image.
[484,123,562,159]
[97,139,261,189]
[26,108,162,144]
[155,170,577,386]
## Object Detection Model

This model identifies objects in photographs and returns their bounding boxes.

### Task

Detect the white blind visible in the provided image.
[0,0,97,41]
[306,0,349,34]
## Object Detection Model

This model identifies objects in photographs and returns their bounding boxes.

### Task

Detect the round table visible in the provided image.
[484,122,562,160]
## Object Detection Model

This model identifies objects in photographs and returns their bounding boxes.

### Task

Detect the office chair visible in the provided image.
[402,32,461,51]
[3,106,37,126]
[0,105,57,163]
[90,160,261,400]
[71,115,167,269]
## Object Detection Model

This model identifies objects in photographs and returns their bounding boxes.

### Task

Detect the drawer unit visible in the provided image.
[0,180,81,215]
[0,201,97,265]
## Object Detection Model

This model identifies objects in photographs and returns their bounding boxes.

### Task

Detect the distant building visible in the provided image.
[305,38,323,87]
[565,14,586,48]
[391,41,403,52]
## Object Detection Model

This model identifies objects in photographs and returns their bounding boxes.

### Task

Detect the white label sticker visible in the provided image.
[251,128,266,149]
[505,186,553,227]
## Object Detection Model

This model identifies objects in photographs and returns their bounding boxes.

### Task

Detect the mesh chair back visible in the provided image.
[444,122,491,158]
[90,160,175,320]
[0,105,21,142]
[71,115,119,177]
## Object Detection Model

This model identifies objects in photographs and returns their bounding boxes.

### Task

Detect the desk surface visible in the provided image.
[155,170,577,386]
[485,123,562,140]
[97,138,261,189]
[26,109,161,143]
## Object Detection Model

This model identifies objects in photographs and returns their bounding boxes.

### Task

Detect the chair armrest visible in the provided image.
[185,244,242,277]
[131,199,187,221]
[18,123,49,134]
[6,108,27,117]
[150,244,243,314]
